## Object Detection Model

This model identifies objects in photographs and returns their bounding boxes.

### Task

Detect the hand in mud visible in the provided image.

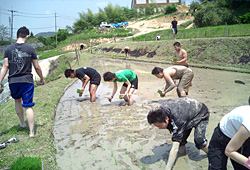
[40,79,45,85]
[108,97,112,102]
[0,86,3,94]
[160,92,165,97]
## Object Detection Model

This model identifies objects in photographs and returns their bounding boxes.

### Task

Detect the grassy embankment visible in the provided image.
[133,24,250,41]
[0,53,86,169]
[94,36,250,73]
[37,28,133,60]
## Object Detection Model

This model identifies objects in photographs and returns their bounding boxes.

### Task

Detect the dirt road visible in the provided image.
[53,58,250,170]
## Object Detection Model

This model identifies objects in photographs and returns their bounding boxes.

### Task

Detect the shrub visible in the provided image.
[240,12,250,23]
[165,5,177,14]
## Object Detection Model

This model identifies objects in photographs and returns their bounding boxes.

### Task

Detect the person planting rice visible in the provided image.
[151,66,193,97]
[208,105,250,170]
[124,46,130,58]
[103,69,138,106]
[147,97,209,170]
[64,67,101,102]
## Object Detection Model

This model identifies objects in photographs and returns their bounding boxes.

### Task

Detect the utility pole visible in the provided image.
[9,17,11,41]
[8,9,18,44]
[55,12,57,46]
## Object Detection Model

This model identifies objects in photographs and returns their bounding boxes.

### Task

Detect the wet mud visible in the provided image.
[53,58,250,170]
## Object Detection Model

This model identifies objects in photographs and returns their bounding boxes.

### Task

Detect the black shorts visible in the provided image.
[90,73,101,85]
[208,124,250,170]
[123,76,138,89]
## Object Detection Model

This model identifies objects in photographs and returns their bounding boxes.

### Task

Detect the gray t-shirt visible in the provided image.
[161,97,209,143]
[4,43,37,84]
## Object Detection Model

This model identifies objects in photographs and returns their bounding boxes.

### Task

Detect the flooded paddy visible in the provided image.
[53,58,250,170]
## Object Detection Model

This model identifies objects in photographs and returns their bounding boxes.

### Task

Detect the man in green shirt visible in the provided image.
[103,69,138,106]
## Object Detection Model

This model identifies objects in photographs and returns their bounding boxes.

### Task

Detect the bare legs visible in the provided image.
[15,99,35,137]
[120,86,135,106]
[89,84,99,102]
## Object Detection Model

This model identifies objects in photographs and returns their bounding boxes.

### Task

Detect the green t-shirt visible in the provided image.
[114,69,136,83]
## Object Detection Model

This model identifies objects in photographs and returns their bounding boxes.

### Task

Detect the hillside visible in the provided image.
[93,37,250,72]
[35,31,56,37]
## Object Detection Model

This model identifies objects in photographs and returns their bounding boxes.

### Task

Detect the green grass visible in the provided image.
[133,24,250,41]
[0,53,77,169]
[11,157,42,170]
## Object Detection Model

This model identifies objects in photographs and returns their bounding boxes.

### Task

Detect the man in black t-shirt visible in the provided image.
[147,97,209,170]
[170,17,178,40]
[0,26,45,137]
[64,67,101,102]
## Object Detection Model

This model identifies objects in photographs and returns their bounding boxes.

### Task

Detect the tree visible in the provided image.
[72,18,90,33]
[57,29,69,42]
[165,4,177,14]
[30,32,34,38]
[145,4,155,15]
[0,25,9,41]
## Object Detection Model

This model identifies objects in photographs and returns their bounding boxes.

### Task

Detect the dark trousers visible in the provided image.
[208,124,250,170]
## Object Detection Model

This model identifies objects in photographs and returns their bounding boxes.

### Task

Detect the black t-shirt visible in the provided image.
[171,20,178,28]
[4,43,37,84]
[161,97,209,143]
[75,67,98,80]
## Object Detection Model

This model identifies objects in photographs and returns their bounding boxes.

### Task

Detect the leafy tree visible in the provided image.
[30,32,34,38]
[0,25,9,41]
[72,18,90,34]
[240,12,250,23]
[38,36,47,45]
[189,2,202,15]
[145,4,155,16]
[165,4,177,14]
[57,29,69,42]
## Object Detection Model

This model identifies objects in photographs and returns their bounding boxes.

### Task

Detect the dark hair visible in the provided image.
[17,26,29,38]
[64,69,74,78]
[173,42,181,47]
[147,107,171,124]
[151,67,163,75]
[103,72,116,81]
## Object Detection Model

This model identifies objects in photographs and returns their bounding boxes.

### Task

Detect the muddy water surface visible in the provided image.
[53,58,250,170]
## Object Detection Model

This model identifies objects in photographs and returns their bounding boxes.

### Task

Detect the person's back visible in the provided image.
[5,43,37,84]
[161,97,208,130]
[75,67,99,80]
[164,65,192,80]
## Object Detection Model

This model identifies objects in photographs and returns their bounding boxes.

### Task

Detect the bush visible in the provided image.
[11,157,42,170]
[165,5,177,14]
[240,12,250,24]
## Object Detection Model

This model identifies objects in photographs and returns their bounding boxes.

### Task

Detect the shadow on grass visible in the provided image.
[0,123,46,137]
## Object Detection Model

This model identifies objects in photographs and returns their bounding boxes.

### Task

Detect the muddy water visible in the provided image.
[53,58,250,170]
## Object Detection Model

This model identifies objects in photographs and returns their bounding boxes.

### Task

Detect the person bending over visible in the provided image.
[103,69,138,106]
[152,66,193,97]
[208,105,250,170]
[64,67,101,102]
[147,97,209,170]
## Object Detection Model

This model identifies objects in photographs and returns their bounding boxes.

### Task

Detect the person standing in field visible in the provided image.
[208,105,250,170]
[152,66,193,97]
[64,67,101,102]
[147,97,209,170]
[172,42,188,67]
[170,17,178,40]
[0,26,45,137]
[103,69,138,106]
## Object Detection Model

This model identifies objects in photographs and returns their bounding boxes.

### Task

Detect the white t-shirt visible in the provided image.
[220,105,250,138]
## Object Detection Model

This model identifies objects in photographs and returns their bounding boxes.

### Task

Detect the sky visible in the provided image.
[0,0,193,37]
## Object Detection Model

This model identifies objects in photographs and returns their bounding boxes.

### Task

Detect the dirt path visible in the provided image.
[32,55,60,81]
[53,58,250,170]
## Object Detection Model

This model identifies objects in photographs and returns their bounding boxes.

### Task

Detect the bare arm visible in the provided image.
[162,70,176,95]
[32,59,45,85]
[165,142,180,170]
[108,82,118,102]
[81,75,90,90]
[124,80,131,95]
[225,125,250,166]
[0,58,9,84]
